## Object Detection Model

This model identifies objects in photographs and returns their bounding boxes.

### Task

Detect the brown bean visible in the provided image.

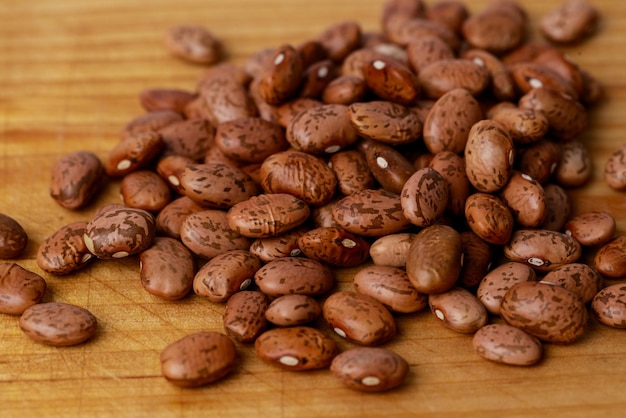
[19,302,97,346]
[509,62,579,100]
[565,211,615,247]
[0,214,28,259]
[348,101,422,145]
[120,170,172,212]
[264,294,322,327]
[155,196,205,240]
[254,257,334,297]
[179,209,251,260]
[139,88,196,113]
[458,230,494,289]
[361,139,416,194]
[200,71,257,126]
[429,287,488,334]
[418,59,490,99]
[158,118,216,161]
[258,44,304,105]
[299,59,337,99]
[260,150,337,206]
[330,347,409,392]
[329,150,375,195]
[462,49,515,101]
[461,3,526,54]
[555,140,592,187]
[542,263,603,304]
[227,193,310,239]
[363,58,420,105]
[517,139,561,184]
[0,263,46,315]
[477,261,537,315]
[297,227,369,267]
[500,171,547,228]
[84,204,156,259]
[164,24,221,64]
[540,183,571,231]
[332,188,410,237]
[36,221,93,275]
[50,150,105,210]
[593,235,626,279]
[423,88,483,154]
[604,144,626,190]
[533,48,585,98]
[406,35,455,74]
[592,283,626,329]
[107,131,164,177]
[323,291,396,345]
[489,105,549,145]
[249,227,308,262]
[354,265,427,314]
[406,224,462,294]
[500,281,587,344]
[400,167,449,227]
[540,0,599,44]
[464,192,514,245]
[472,324,543,366]
[156,154,195,194]
[122,109,182,137]
[276,98,323,128]
[139,237,195,301]
[215,117,288,163]
[504,229,582,272]
[193,250,261,303]
[255,326,337,370]
[321,75,367,104]
[369,233,416,267]
[286,104,358,154]
[428,151,471,217]
[223,290,269,343]
[386,17,459,50]
[317,20,362,62]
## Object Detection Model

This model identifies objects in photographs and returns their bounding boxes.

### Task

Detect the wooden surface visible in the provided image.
[2,0,626,417]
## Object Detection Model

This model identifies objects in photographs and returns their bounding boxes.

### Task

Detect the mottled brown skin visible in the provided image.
[322,74,368,105]
[540,183,570,231]
[500,281,587,344]
[323,291,396,345]
[489,106,549,145]
[332,189,411,237]
[255,326,338,371]
[249,227,308,262]
[258,44,304,106]
[386,17,459,50]
[406,35,455,75]
[534,48,585,98]
[158,118,215,161]
[462,48,515,101]
[429,287,488,334]
[84,205,156,259]
[464,119,514,193]
[200,72,257,126]
[354,265,427,313]
[160,332,237,388]
[180,163,260,209]
[330,347,409,392]
[121,170,172,212]
[299,59,336,99]
[155,196,204,240]
[0,263,46,315]
[555,140,592,187]
[458,231,493,289]
[50,150,105,209]
[193,249,261,303]
[317,20,362,62]
[464,193,514,245]
[369,233,415,268]
[19,302,97,346]
[156,154,195,194]
[542,263,603,304]
[500,171,547,228]
[363,58,420,105]
[361,139,416,194]
[0,214,28,259]
[348,101,422,145]
[296,40,328,69]
[423,88,483,154]
[472,324,543,366]
[340,48,399,79]
[259,150,337,206]
[179,209,251,260]
[604,143,626,190]
[540,0,598,44]
[461,4,526,54]
[565,211,615,247]
[418,59,490,99]
[247,76,280,125]
[215,117,289,163]
[297,226,370,267]
[477,261,537,315]
[518,87,587,141]
[107,130,164,177]
[264,294,322,327]
[37,221,93,275]
[400,167,449,227]
[243,47,276,80]
[509,62,579,100]
[504,229,582,272]
[592,283,626,329]
[286,104,358,154]
[254,257,334,297]
[276,98,323,128]
[406,224,462,294]
[223,291,269,343]
[164,24,222,64]
[429,151,471,217]
[593,236,626,279]
[227,193,310,239]
[329,150,375,195]
[517,139,561,185]
[139,88,196,113]
[140,237,195,301]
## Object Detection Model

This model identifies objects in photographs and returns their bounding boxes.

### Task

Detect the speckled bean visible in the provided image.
[429,287,487,334]
[36,221,93,275]
[472,324,543,366]
[330,347,409,392]
[50,150,105,209]
[223,290,269,343]
[254,257,334,297]
[139,237,195,301]
[565,211,616,247]
[264,294,322,327]
[0,214,28,259]
[503,229,582,272]
[19,302,97,346]
[592,283,626,329]
[0,263,46,315]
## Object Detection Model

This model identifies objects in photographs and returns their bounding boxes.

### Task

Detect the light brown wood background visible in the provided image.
[1,0,626,417]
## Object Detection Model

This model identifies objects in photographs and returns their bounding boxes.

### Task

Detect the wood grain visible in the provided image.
[2,0,626,417]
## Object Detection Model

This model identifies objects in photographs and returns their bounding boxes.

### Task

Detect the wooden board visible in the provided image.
[2,0,626,416]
